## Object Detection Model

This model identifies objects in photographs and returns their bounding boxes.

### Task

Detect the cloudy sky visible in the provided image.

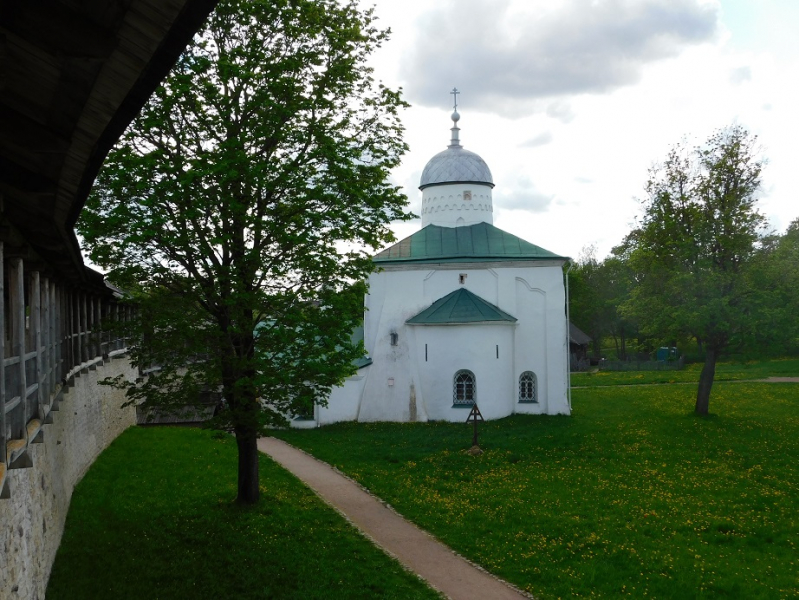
[359,0,799,260]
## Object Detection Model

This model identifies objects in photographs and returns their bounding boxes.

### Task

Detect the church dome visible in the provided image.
[419,106,494,191]
[419,146,494,190]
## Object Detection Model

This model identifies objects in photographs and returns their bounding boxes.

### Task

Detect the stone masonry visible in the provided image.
[0,357,137,600]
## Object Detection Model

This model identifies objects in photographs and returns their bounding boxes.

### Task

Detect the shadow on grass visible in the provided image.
[46,427,441,600]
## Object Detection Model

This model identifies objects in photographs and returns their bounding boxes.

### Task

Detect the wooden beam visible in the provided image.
[66,0,220,228]
[0,105,71,153]
[0,241,6,468]
[31,270,44,419]
[49,279,57,395]
[79,292,86,366]
[69,290,76,374]
[42,275,51,406]
[63,288,71,375]
[3,2,119,60]
[88,295,97,366]
[8,258,27,438]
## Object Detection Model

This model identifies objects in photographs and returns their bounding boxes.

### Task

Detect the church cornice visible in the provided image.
[373,222,568,265]
[377,259,567,271]
[419,179,496,191]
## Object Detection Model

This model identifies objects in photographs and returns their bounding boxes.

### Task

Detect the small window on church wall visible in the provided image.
[390,332,398,346]
[453,370,476,405]
[459,273,467,284]
[463,190,472,201]
[519,371,537,403]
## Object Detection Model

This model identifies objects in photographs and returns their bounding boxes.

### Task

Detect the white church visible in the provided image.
[300,101,572,426]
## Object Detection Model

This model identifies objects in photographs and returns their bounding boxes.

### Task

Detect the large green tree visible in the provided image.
[79,0,410,504]
[623,126,766,415]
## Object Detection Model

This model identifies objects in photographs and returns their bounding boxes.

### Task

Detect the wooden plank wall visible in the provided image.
[0,253,130,499]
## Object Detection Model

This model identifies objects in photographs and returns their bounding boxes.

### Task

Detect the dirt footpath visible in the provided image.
[257,437,531,600]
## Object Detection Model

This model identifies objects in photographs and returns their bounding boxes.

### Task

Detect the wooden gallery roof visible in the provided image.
[0,0,218,292]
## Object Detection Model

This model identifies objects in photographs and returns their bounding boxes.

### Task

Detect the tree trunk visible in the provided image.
[695,347,718,415]
[235,429,260,504]
[620,328,627,361]
[222,320,260,505]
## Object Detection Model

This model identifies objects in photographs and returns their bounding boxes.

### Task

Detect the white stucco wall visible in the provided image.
[318,258,570,424]
[421,182,494,228]
[316,367,370,425]
[410,323,515,420]
[0,357,137,600]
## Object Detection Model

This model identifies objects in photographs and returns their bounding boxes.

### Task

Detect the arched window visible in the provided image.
[453,370,476,405]
[519,371,537,403]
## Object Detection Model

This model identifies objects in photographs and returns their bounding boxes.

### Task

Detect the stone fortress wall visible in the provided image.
[1,243,137,600]
[1,4,220,598]
[0,357,136,600]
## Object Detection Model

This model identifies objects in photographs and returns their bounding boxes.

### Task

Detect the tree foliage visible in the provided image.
[568,246,603,357]
[746,218,799,354]
[622,126,767,414]
[569,245,637,361]
[79,0,410,503]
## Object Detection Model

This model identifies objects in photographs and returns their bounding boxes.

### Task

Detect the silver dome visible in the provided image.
[419,146,494,190]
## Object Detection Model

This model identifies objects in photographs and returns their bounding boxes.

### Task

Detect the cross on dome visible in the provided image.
[418,89,494,197]
[449,87,461,147]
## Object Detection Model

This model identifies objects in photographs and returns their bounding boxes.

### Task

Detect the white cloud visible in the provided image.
[729,65,751,84]
[520,131,553,147]
[401,0,719,117]
[546,101,576,123]
[495,174,553,212]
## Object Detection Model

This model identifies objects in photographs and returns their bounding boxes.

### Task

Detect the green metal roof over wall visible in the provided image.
[350,324,373,369]
[406,288,517,325]
[373,222,566,264]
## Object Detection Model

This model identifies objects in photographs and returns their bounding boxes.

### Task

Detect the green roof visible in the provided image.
[350,324,372,369]
[374,222,566,264]
[406,288,517,325]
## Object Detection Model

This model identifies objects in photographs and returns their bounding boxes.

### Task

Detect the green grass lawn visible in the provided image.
[273,381,799,599]
[571,357,799,387]
[47,427,440,600]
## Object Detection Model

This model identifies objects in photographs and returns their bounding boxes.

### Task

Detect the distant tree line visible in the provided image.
[570,224,799,359]
[568,126,799,414]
